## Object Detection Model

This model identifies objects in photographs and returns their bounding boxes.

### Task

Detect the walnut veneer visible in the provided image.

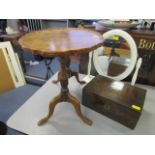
[19,28,103,125]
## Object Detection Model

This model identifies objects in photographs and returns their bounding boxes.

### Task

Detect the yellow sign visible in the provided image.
[113,36,119,41]
[131,105,141,111]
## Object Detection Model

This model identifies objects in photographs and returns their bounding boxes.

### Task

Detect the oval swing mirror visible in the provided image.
[93,29,138,81]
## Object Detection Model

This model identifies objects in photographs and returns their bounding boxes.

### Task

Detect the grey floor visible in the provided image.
[0,56,79,135]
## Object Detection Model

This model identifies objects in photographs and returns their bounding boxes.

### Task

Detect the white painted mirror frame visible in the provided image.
[93,29,138,81]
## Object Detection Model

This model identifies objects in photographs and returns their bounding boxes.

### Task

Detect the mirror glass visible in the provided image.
[98,36,131,77]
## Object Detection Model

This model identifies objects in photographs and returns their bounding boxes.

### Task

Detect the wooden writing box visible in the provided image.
[82,75,147,129]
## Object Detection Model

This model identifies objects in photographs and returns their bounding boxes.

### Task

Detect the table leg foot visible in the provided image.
[68,93,92,125]
[70,70,86,84]
[38,93,62,126]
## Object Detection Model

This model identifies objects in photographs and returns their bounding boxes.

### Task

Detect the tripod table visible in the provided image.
[19,28,103,125]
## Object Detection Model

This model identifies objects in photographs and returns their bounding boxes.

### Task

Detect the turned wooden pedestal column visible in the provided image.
[19,28,103,125]
[38,56,92,125]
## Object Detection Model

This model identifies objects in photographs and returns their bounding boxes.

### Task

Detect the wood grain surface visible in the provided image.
[19,28,103,57]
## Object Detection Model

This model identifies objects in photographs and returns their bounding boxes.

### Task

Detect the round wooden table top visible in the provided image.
[19,28,103,57]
